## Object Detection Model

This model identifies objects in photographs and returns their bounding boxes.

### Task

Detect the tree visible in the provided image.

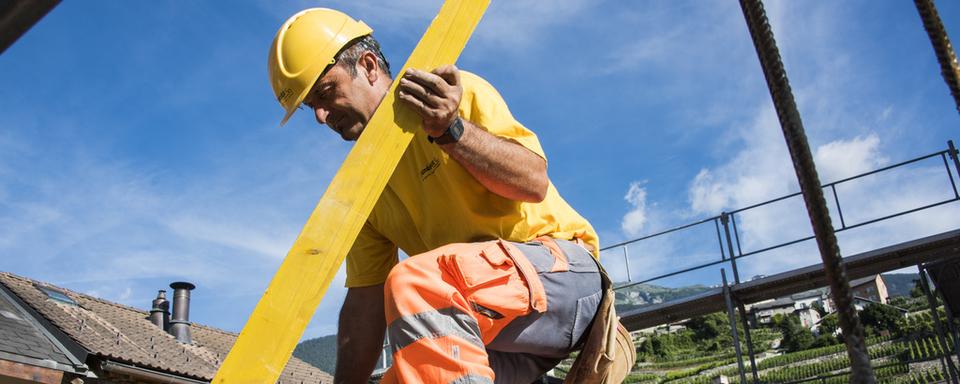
[817,313,839,336]
[811,333,838,348]
[812,301,826,317]
[888,296,909,308]
[860,303,902,334]
[777,315,815,352]
[687,312,728,342]
[910,279,925,298]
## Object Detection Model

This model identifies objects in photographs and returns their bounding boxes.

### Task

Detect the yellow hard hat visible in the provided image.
[268,8,372,125]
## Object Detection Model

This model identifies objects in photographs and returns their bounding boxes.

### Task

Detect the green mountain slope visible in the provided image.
[881,273,919,298]
[293,334,337,375]
[614,283,713,313]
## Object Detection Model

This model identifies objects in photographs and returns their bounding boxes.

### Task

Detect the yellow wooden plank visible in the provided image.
[212,1,489,382]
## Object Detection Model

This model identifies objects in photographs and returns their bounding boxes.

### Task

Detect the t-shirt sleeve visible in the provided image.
[345,220,398,288]
[460,72,546,161]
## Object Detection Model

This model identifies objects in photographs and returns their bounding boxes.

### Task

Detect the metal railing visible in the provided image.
[605,140,960,291]
[606,140,960,383]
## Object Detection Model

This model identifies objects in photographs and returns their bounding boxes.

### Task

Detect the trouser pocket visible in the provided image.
[445,241,540,337]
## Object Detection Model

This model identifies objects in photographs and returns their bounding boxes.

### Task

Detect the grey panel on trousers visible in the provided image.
[486,240,602,358]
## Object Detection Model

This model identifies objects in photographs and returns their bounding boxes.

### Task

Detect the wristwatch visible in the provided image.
[428,117,464,145]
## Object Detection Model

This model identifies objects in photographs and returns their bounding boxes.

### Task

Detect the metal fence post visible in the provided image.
[948,141,960,182]
[940,284,960,370]
[737,300,760,383]
[723,269,748,383]
[623,246,632,283]
[920,266,960,383]
[723,213,759,382]
[721,213,742,284]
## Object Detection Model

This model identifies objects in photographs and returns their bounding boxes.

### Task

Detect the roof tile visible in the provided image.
[0,272,332,383]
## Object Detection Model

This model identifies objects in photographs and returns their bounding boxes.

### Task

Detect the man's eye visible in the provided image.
[316,87,331,100]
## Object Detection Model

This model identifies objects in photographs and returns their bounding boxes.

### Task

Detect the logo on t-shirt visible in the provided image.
[420,158,440,181]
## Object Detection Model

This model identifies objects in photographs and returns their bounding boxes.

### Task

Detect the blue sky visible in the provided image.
[2,1,959,340]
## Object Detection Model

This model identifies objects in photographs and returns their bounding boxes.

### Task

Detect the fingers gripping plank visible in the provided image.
[212,1,489,382]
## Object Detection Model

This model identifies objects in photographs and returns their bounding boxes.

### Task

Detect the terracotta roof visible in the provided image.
[0,272,332,383]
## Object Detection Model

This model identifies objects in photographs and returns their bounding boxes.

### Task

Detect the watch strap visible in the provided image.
[428,117,464,145]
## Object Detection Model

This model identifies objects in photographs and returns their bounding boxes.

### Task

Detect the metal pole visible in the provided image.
[737,300,760,383]
[721,213,742,284]
[914,0,960,114]
[724,212,760,381]
[723,269,748,384]
[623,246,632,283]
[949,141,960,182]
[943,295,960,378]
[940,283,960,371]
[737,1,875,381]
[920,266,960,383]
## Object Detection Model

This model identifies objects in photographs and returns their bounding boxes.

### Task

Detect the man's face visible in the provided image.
[302,62,383,141]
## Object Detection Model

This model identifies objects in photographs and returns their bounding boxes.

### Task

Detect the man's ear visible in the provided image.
[358,51,380,85]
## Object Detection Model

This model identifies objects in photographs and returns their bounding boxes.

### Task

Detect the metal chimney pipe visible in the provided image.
[149,290,169,330]
[168,282,195,344]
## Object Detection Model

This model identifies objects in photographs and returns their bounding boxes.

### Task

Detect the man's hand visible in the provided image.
[398,65,547,202]
[397,65,463,137]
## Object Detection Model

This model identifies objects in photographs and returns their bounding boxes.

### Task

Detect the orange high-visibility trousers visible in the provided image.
[381,238,602,384]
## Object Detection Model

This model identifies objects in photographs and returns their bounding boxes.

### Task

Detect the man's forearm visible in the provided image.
[440,119,548,202]
[335,285,387,384]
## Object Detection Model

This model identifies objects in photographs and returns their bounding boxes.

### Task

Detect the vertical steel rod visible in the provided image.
[936,264,960,372]
[941,284,960,375]
[943,154,959,199]
[623,246,632,283]
[716,218,728,261]
[920,266,960,383]
[830,184,846,229]
[722,213,742,284]
[914,0,960,114]
[731,214,744,257]
[949,141,960,186]
[737,1,874,381]
[723,269,747,384]
[737,300,760,383]
[944,300,960,374]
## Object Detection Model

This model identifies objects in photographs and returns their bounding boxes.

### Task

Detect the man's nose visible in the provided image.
[313,106,329,125]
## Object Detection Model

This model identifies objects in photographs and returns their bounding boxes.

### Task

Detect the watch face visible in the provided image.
[432,117,463,145]
[449,117,464,141]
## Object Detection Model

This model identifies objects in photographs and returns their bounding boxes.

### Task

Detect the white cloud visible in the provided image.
[472,0,593,51]
[165,214,293,260]
[621,181,649,237]
[686,105,795,216]
[119,286,133,302]
[814,134,887,183]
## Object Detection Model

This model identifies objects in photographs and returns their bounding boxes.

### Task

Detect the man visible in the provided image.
[268,8,625,384]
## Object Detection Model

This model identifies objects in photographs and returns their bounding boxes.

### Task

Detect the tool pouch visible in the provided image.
[563,263,636,384]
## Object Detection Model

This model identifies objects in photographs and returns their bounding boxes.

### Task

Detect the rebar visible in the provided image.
[737,0,875,382]
[915,0,960,114]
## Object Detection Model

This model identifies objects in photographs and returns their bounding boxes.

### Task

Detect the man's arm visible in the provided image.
[397,66,548,203]
[335,284,386,384]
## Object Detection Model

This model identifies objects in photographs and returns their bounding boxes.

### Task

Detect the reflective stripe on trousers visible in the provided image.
[381,239,602,384]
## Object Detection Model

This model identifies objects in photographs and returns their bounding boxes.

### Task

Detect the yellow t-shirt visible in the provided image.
[345,71,599,287]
